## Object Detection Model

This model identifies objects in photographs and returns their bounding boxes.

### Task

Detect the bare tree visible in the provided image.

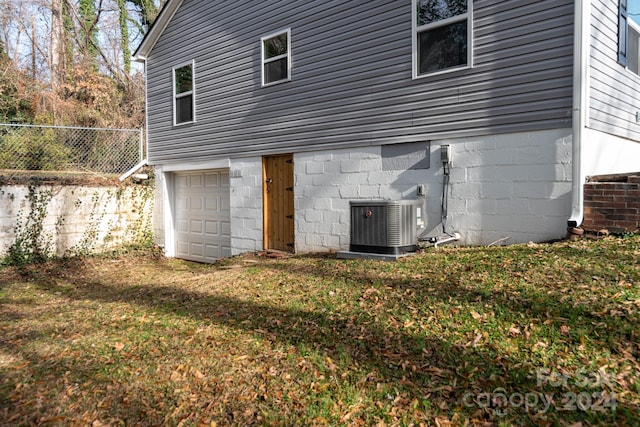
[50,0,65,92]
[1,0,164,126]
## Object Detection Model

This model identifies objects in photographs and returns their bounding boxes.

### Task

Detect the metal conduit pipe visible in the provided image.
[433,232,461,248]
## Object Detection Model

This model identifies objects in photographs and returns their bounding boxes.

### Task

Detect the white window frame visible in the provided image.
[172,60,195,126]
[261,28,291,87]
[412,0,473,79]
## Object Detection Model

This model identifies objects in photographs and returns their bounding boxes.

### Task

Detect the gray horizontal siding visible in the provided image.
[146,0,574,164]
[589,0,640,140]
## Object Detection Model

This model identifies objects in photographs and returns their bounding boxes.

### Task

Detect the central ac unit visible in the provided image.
[350,200,419,255]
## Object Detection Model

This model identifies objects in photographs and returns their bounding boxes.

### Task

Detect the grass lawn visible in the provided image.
[1,235,639,426]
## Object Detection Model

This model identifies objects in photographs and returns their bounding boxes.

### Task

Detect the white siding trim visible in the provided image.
[161,169,176,258]
[162,159,231,172]
[583,127,640,176]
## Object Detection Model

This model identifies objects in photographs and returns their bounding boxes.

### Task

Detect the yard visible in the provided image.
[1,236,639,426]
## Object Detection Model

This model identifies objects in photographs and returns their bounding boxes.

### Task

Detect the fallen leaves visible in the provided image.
[1,236,640,425]
[470,310,482,321]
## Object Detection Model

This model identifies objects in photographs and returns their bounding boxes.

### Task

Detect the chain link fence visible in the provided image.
[0,123,143,175]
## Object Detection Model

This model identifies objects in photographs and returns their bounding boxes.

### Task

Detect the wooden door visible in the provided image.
[263,154,294,252]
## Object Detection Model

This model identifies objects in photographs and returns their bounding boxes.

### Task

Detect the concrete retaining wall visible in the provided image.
[0,182,153,259]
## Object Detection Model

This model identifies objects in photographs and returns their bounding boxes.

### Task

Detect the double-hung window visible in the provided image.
[173,61,195,125]
[413,0,472,77]
[619,0,640,75]
[261,29,291,86]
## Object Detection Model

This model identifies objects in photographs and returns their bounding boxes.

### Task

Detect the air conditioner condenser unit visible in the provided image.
[349,200,420,255]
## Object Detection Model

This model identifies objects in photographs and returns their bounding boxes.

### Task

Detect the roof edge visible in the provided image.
[132,0,184,62]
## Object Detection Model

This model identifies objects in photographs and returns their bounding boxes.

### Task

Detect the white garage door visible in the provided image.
[174,170,231,263]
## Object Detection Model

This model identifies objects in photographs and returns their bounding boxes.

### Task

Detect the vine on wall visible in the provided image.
[5,185,55,265]
[69,181,154,257]
[2,178,154,265]
[123,183,155,250]
[69,189,112,257]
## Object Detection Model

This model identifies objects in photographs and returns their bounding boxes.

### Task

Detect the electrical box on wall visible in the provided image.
[441,145,451,164]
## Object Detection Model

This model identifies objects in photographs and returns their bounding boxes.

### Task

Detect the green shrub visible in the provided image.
[0,128,74,171]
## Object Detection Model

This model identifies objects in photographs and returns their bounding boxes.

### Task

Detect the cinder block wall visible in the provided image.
[229,158,264,255]
[0,182,153,258]
[583,175,640,234]
[294,146,434,252]
[180,128,572,256]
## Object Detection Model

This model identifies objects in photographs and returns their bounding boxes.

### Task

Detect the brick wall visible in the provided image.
[583,175,640,234]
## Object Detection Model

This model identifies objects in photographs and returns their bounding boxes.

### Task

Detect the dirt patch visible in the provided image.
[0,166,154,187]
[0,170,122,186]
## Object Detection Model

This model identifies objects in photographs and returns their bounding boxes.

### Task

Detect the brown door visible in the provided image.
[263,154,294,252]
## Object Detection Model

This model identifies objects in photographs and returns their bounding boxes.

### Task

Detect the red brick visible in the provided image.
[585,213,605,220]
[583,187,600,196]
[585,201,607,207]
[616,208,638,215]
[593,195,615,202]
[582,179,640,232]
[609,201,629,209]
[613,220,638,229]
[606,215,627,221]
[595,183,628,191]
[628,176,640,184]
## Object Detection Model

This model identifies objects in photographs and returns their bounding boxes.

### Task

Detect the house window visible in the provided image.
[173,61,194,125]
[413,0,472,77]
[619,0,640,75]
[261,29,291,86]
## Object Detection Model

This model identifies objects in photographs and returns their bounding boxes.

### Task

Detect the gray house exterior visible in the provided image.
[134,0,640,263]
